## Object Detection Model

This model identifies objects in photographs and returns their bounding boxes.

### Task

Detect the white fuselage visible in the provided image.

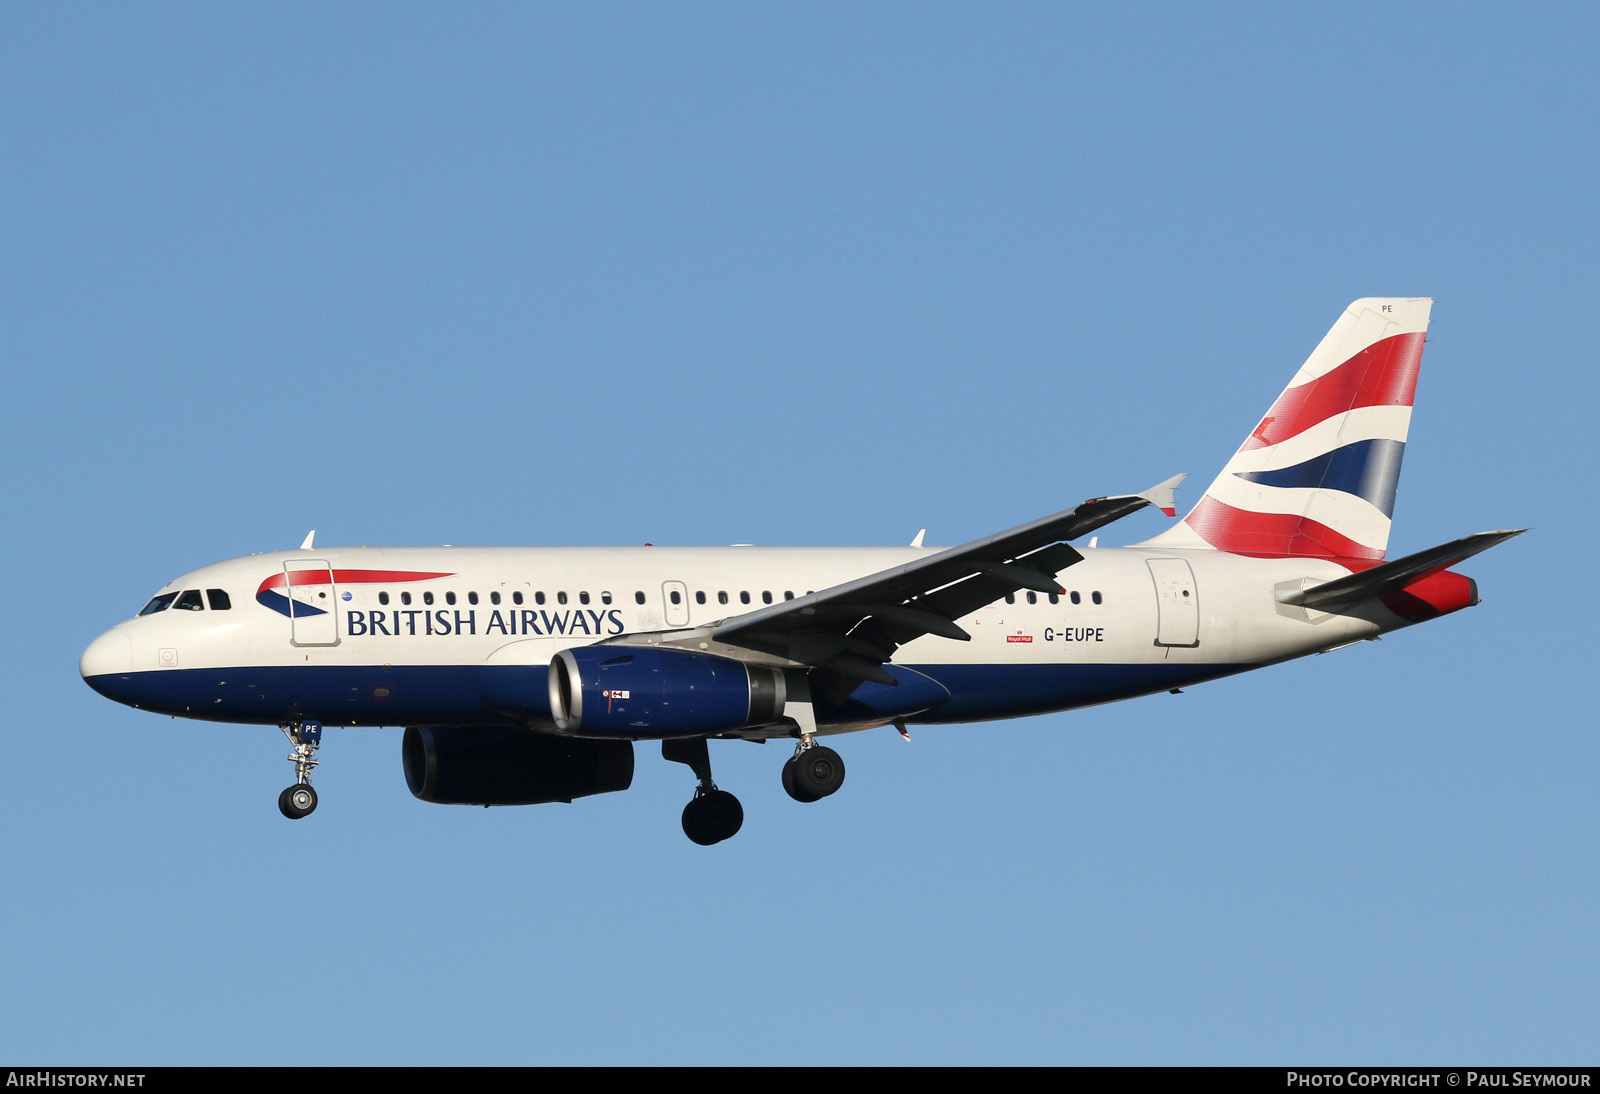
[81,544,1390,735]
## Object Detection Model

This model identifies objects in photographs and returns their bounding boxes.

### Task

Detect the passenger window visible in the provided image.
[784,591,794,600]
[762,591,773,604]
[423,592,435,606]
[445,591,457,606]
[206,589,232,611]
[670,590,682,605]
[401,591,412,606]
[1070,591,1081,605]
[490,591,501,605]
[740,591,750,604]
[718,591,729,605]
[139,593,178,616]
[1026,592,1037,605]
[1048,592,1058,605]
[468,591,479,605]
[535,592,546,605]
[695,591,706,605]
[579,591,590,605]
[634,591,645,605]
[513,591,524,605]
[1092,591,1103,605]
[378,591,390,606]
[557,592,568,605]
[1004,593,1015,605]
[601,591,612,605]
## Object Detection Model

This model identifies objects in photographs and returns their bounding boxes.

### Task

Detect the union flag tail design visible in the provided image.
[1144,297,1432,561]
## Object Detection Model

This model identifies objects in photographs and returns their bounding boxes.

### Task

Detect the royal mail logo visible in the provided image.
[1006,634,1033,644]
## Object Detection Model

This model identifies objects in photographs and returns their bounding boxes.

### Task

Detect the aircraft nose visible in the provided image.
[80,628,133,693]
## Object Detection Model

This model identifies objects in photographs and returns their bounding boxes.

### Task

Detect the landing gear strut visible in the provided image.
[782,736,845,803]
[663,738,743,845]
[278,720,322,820]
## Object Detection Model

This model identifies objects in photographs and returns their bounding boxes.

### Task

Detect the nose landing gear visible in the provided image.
[277,720,322,820]
[663,738,743,845]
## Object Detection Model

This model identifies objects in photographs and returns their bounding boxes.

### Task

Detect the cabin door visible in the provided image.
[284,559,341,647]
[1147,558,1199,648]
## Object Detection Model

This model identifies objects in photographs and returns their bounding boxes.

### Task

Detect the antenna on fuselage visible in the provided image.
[300,530,316,550]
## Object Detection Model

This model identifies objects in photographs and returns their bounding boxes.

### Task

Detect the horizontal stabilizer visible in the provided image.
[1279,529,1525,612]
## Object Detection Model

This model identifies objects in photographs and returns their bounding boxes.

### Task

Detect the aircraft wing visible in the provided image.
[708,475,1185,691]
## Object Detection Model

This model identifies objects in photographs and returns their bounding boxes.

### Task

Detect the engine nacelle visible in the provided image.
[548,646,786,736]
[402,725,634,805]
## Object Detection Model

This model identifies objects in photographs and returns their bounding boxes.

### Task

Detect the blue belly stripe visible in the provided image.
[85,660,1239,729]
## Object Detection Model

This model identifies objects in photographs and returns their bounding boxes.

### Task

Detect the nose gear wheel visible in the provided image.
[278,783,318,819]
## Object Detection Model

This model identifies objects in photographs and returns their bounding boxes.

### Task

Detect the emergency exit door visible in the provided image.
[662,580,690,627]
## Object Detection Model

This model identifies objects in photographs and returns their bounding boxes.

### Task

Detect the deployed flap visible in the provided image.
[712,475,1186,677]
[1280,529,1525,613]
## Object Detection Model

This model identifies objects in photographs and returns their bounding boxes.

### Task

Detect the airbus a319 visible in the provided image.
[81,298,1521,844]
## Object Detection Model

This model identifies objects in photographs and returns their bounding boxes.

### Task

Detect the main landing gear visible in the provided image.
[663,738,743,846]
[656,731,849,843]
[782,736,846,803]
[278,720,322,820]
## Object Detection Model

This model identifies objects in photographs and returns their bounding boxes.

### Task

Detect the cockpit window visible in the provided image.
[139,593,178,616]
[206,589,232,611]
[174,589,205,611]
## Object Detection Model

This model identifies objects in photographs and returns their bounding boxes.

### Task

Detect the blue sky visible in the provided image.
[2,3,1595,1064]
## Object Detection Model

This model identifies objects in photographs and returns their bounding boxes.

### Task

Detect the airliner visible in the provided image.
[80,298,1521,844]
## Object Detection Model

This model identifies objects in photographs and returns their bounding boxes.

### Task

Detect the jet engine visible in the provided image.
[548,646,786,736]
[402,725,634,805]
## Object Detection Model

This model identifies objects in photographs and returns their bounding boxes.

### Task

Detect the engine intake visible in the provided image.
[402,725,634,805]
[548,646,786,736]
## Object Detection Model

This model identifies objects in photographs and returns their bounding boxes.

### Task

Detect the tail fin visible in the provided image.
[1144,297,1432,561]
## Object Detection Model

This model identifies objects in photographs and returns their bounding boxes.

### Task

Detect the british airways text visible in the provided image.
[345,609,626,638]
